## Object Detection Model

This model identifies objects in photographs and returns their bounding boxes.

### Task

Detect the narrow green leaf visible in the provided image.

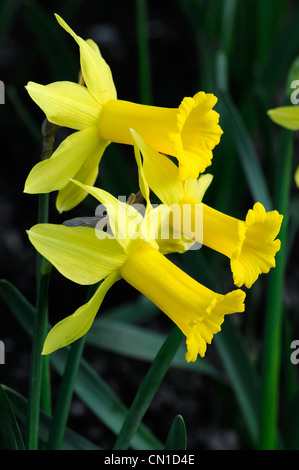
[113,327,184,450]
[136,0,152,105]
[217,90,272,211]
[23,3,77,80]
[0,384,25,450]
[0,279,35,335]
[220,0,238,55]
[214,317,261,445]
[6,86,42,145]
[260,4,299,94]
[259,128,293,450]
[0,279,162,450]
[3,386,100,450]
[164,415,187,450]
[88,317,222,380]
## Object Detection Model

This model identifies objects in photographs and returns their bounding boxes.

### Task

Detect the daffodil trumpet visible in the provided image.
[27,180,245,361]
[131,129,283,289]
[24,14,222,212]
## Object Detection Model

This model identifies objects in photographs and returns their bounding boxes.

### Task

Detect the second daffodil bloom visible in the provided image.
[27,181,245,362]
[267,105,299,187]
[131,129,283,289]
[24,14,222,212]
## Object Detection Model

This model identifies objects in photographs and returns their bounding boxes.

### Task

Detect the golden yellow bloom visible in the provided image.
[120,241,245,361]
[27,181,245,361]
[24,14,222,212]
[131,129,283,289]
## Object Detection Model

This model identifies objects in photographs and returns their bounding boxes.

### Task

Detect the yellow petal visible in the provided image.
[185,289,245,361]
[268,106,299,131]
[131,133,151,214]
[25,81,100,130]
[27,223,126,285]
[70,180,143,252]
[184,174,213,202]
[55,14,117,103]
[56,139,110,213]
[42,271,121,354]
[175,92,223,180]
[130,129,184,206]
[230,202,283,288]
[24,126,101,194]
[295,165,299,187]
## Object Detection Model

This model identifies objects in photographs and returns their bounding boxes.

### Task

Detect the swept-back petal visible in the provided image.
[184,174,213,202]
[27,223,126,285]
[42,271,121,354]
[25,81,100,130]
[71,180,143,252]
[56,139,110,213]
[55,14,117,104]
[131,129,184,206]
[24,126,102,194]
[132,134,151,214]
[268,106,299,131]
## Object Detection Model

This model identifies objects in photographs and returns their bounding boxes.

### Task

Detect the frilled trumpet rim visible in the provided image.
[230,202,283,288]
[119,240,245,361]
[179,198,283,289]
[98,92,223,181]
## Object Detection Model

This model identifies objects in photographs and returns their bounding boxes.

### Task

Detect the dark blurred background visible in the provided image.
[1,0,299,450]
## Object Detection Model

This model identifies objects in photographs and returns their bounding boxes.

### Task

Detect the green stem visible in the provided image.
[25,253,52,449]
[25,120,58,449]
[46,284,96,450]
[259,128,293,449]
[113,327,183,450]
[47,335,86,449]
[136,0,152,105]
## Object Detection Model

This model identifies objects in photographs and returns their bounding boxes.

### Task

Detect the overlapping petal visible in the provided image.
[267,105,299,131]
[56,139,110,213]
[55,14,117,104]
[42,271,121,355]
[25,81,100,130]
[70,179,143,252]
[27,223,126,285]
[24,126,102,194]
[131,128,184,206]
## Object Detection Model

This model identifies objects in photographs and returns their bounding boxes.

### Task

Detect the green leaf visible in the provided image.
[3,386,100,450]
[260,4,299,95]
[23,3,77,81]
[217,89,273,211]
[164,415,187,450]
[0,384,25,450]
[214,317,261,445]
[113,327,184,450]
[88,316,222,380]
[0,279,162,450]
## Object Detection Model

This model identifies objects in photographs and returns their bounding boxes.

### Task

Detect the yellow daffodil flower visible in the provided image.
[27,181,245,361]
[131,129,283,289]
[24,14,222,212]
[267,105,299,186]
